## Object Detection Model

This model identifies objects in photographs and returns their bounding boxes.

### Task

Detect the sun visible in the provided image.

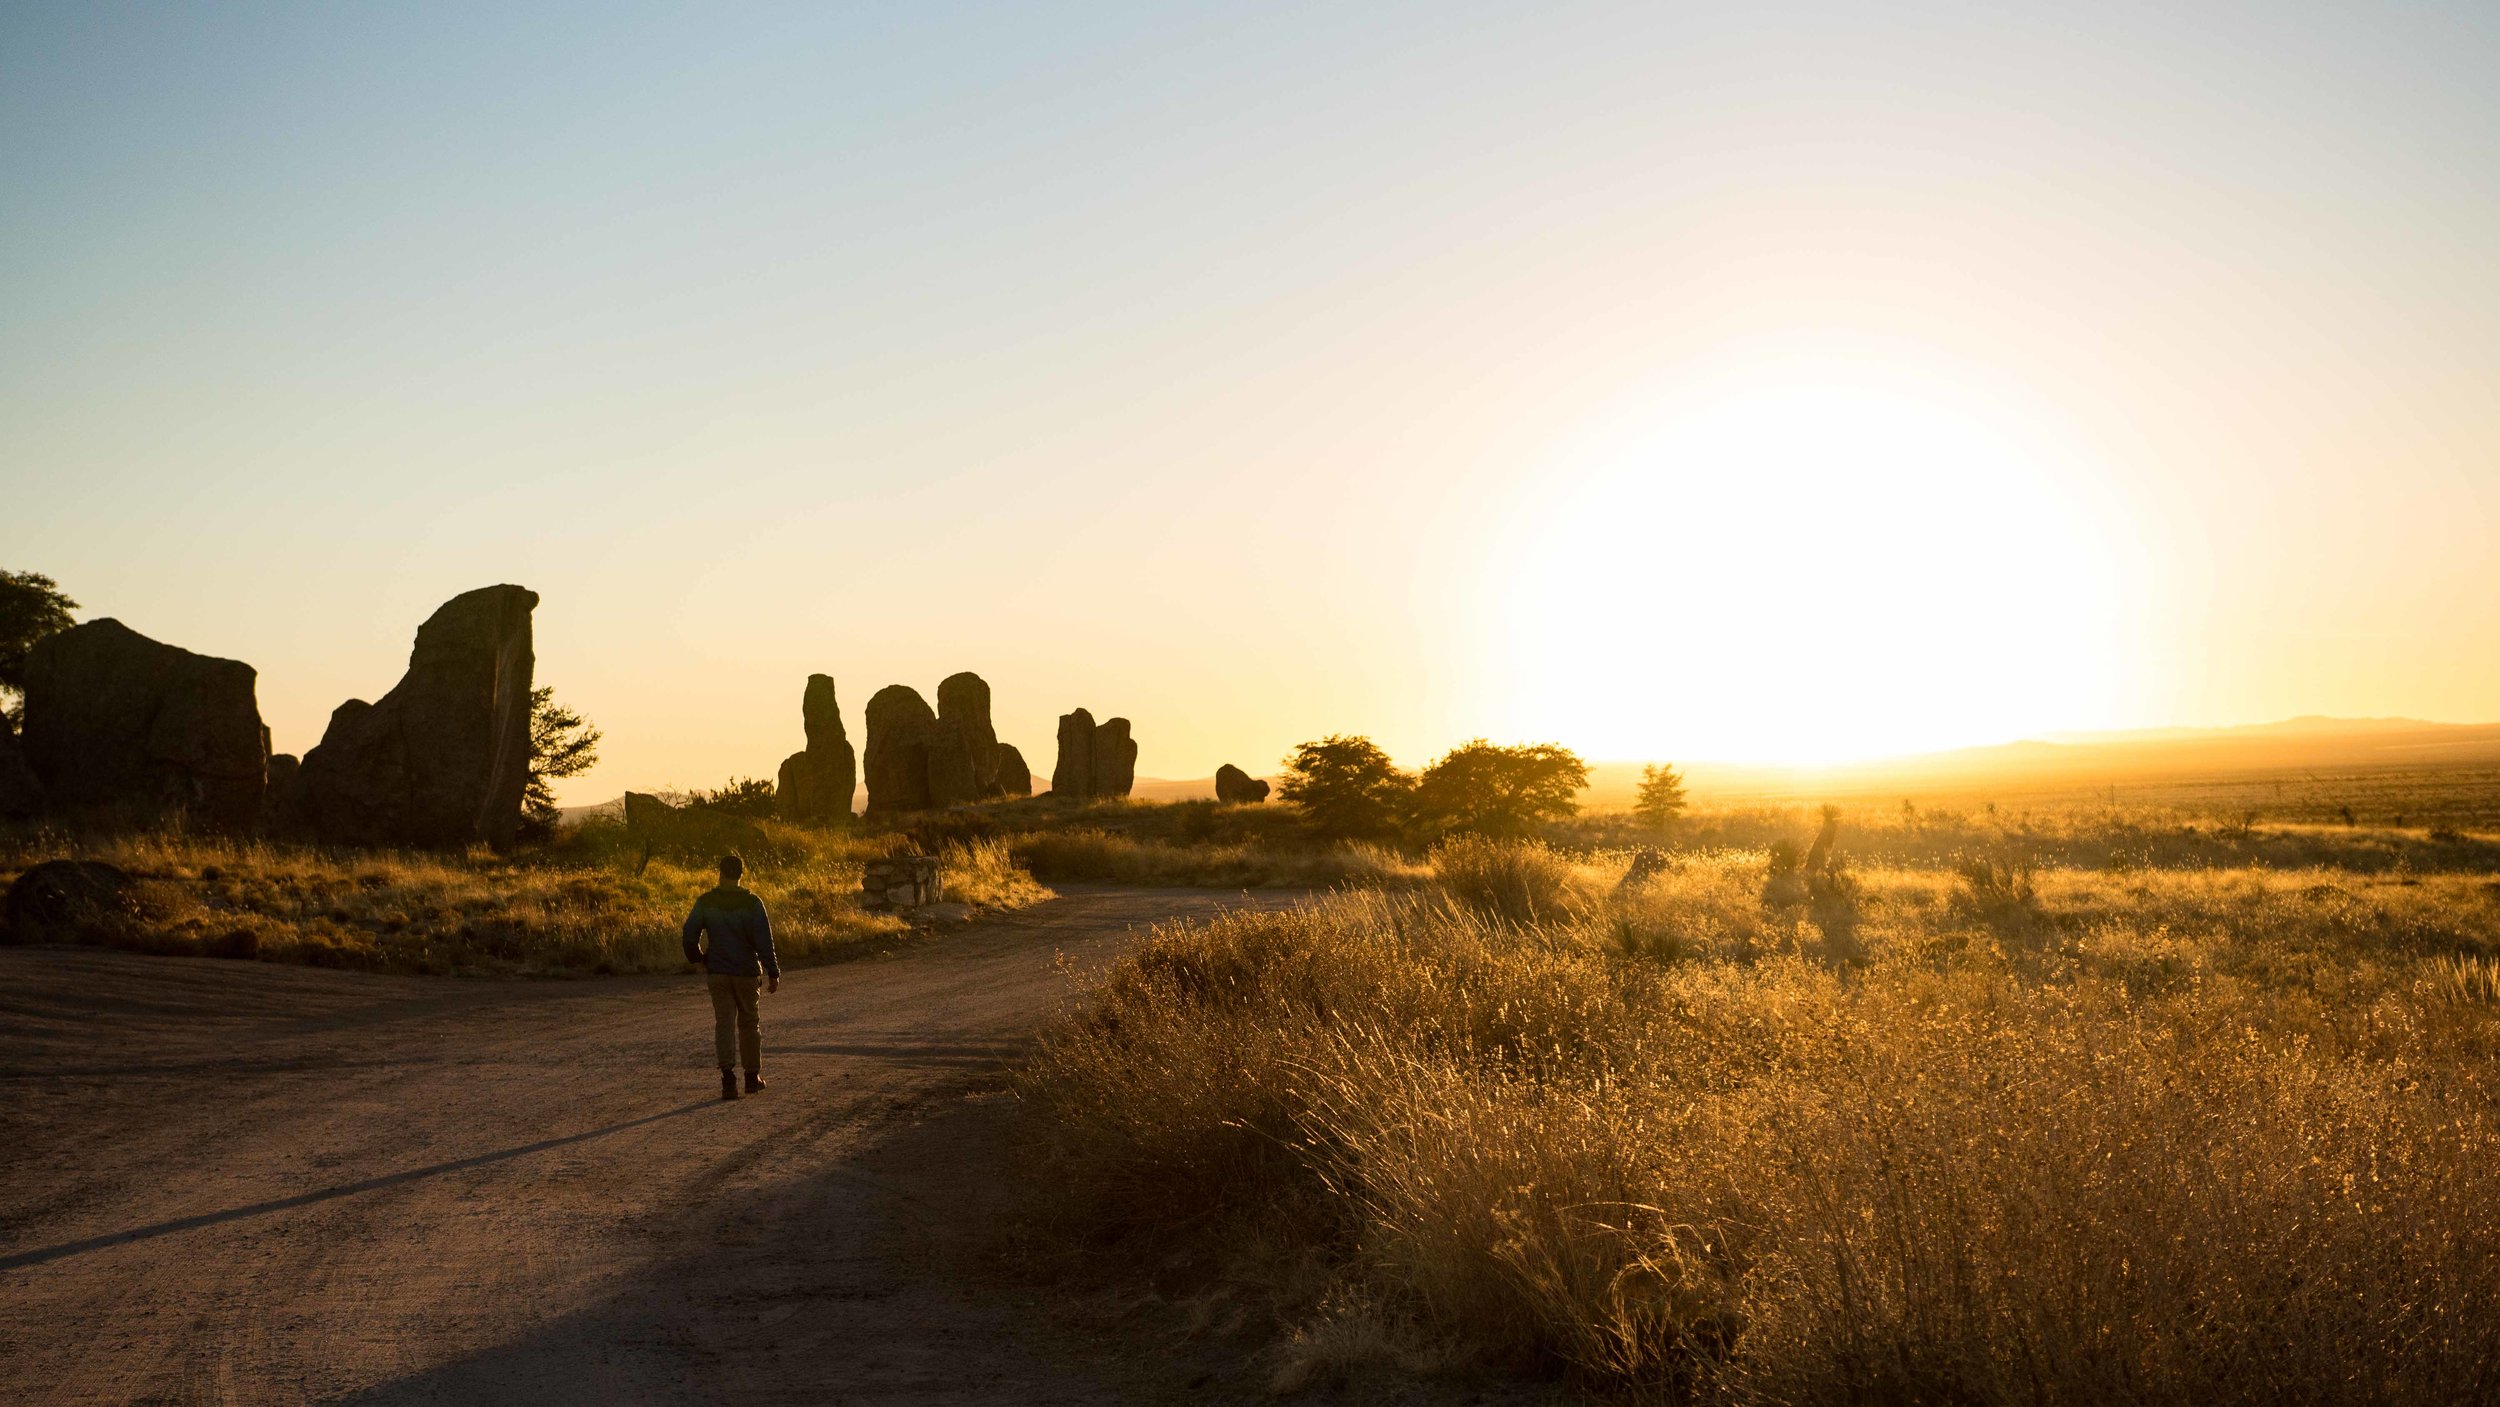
[1496,367,2125,765]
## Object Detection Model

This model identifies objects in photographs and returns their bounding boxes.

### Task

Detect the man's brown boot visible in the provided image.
[720,1068,740,1101]
[744,1072,767,1093]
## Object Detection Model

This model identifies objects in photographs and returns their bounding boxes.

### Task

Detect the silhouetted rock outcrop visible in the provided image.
[937,672,1002,798]
[1051,709,1094,798]
[296,585,537,850]
[1090,717,1136,799]
[863,685,940,815]
[774,674,856,823]
[1215,763,1270,804]
[0,727,41,819]
[19,619,269,831]
[993,743,1033,797]
[1050,709,1137,801]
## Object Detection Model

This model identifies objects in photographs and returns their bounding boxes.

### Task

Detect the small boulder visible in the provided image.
[19,619,269,831]
[4,859,143,944]
[992,743,1033,798]
[1214,763,1270,804]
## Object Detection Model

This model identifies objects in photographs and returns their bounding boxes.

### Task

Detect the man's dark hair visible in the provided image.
[718,853,745,883]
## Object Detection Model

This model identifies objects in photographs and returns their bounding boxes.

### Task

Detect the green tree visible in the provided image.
[1277,735,1413,841]
[698,776,778,818]
[1633,762,1688,832]
[521,685,602,838]
[0,570,78,727]
[1411,739,1588,838]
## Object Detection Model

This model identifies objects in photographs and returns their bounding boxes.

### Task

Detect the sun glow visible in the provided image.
[1500,369,2126,765]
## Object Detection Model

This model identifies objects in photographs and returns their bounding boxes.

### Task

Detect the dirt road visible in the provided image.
[0,887,1293,1405]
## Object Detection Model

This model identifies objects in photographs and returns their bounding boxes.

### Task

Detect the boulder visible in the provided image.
[0,726,41,819]
[296,585,538,850]
[993,743,1033,798]
[1214,763,1270,804]
[774,674,856,823]
[623,791,765,858]
[1051,709,1095,800]
[4,859,143,944]
[863,685,938,815]
[1090,717,1137,799]
[19,619,269,831]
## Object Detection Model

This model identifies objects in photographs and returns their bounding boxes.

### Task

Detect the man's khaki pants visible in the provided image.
[707,974,761,1073]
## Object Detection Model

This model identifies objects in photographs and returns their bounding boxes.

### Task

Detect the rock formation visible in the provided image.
[863,673,1030,813]
[0,726,42,819]
[936,672,1002,798]
[1215,763,1270,804]
[18,619,269,831]
[774,674,856,823]
[863,685,939,815]
[296,585,537,850]
[1089,717,1137,799]
[992,743,1033,797]
[1050,709,1137,801]
[1051,709,1094,798]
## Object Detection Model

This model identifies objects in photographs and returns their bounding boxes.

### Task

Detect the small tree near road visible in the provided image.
[1278,735,1413,841]
[1412,740,1589,839]
[522,686,602,838]
[1634,763,1688,832]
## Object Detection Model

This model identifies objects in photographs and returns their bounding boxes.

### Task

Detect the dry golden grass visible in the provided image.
[1019,838,2500,1403]
[1009,826,1424,890]
[0,820,1051,976]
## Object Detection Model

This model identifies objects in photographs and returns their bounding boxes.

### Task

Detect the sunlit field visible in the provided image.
[1018,803,2500,1402]
[0,821,1048,976]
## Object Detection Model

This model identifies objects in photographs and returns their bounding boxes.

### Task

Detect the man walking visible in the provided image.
[682,853,780,1100]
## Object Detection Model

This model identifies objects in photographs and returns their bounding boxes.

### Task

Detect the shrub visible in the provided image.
[1410,740,1588,839]
[1278,736,1414,842]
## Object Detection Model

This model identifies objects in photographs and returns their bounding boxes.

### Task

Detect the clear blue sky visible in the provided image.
[7,3,2497,793]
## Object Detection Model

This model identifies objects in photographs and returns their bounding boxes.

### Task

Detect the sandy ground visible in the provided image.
[0,886,1316,1405]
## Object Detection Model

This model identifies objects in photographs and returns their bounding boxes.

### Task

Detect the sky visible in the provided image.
[5,2,2497,799]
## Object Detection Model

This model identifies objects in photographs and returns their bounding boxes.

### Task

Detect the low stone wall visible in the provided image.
[860,855,943,912]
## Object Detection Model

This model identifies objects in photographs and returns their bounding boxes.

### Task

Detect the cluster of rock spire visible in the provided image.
[781,671,1123,818]
[0,579,1275,845]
